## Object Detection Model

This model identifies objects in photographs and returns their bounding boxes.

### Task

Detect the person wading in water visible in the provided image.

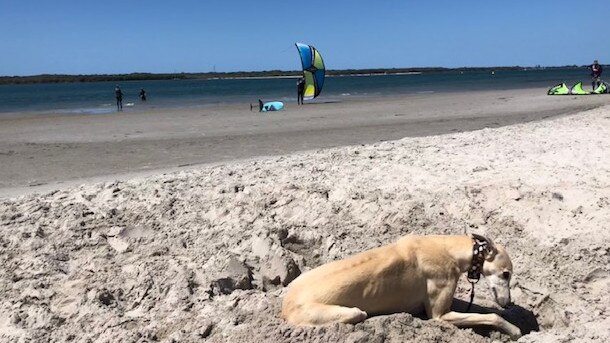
[115,85,124,111]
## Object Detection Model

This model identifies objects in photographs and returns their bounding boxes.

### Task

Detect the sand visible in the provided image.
[0,88,607,195]
[0,90,609,342]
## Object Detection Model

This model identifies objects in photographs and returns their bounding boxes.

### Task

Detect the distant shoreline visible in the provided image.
[222,72,424,80]
[0,66,587,85]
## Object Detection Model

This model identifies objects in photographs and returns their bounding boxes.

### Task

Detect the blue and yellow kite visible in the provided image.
[295,42,325,100]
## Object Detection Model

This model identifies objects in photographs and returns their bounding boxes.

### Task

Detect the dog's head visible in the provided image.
[481,242,514,308]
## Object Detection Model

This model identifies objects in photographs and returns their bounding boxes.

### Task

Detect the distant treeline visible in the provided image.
[0,66,585,85]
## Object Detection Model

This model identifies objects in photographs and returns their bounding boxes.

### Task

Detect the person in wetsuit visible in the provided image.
[590,60,603,91]
[297,77,305,105]
[115,85,123,111]
[139,88,147,101]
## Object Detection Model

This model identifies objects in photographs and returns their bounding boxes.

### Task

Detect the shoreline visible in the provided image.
[3,84,608,120]
[2,88,609,197]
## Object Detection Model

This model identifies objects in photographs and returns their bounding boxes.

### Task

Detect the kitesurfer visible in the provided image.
[139,88,147,101]
[115,85,123,111]
[590,60,603,91]
[297,78,305,105]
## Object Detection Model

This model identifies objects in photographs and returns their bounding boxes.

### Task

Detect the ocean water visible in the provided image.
[0,68,596,115]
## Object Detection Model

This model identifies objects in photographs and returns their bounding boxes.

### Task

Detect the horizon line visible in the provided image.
[0,64,593,79]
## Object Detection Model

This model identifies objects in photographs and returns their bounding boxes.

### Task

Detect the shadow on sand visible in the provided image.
[302,100,343,105]
[450,298,540,337]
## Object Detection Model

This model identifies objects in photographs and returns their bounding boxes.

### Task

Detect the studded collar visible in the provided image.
[467,234,491,282]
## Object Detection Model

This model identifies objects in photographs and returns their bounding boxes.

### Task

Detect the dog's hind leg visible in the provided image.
[287,303,367,326]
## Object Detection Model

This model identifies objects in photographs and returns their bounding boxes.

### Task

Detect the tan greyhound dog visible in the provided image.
[282,234,522,340]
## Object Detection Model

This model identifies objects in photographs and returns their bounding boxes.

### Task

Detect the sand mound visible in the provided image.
[1,107,609,342]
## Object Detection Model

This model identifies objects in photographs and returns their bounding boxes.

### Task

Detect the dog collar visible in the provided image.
[467,235,490,282]
[466,235,491,312]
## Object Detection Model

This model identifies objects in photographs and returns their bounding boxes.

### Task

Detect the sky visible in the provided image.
[1,0,609,76]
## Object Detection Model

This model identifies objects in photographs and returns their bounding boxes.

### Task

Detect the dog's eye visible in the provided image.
[502,271,510,280]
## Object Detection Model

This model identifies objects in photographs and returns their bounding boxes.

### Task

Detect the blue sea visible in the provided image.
[0,68,594,115]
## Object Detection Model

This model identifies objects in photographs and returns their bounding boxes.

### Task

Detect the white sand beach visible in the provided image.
[0,92,609,342]
[0,88,607,195]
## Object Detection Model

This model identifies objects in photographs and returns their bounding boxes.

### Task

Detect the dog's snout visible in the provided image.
[491,285,513,308]
[501,294,514,308]
[500,298,513,308]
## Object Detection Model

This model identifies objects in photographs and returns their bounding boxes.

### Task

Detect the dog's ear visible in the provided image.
[485,245,498,261]
[471,233,498,261]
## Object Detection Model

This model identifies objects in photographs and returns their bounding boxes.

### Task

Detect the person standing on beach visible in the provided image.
[297,77,305,105]
[139,88,147,101]
[115,85,123,111]
[589,60,603,91]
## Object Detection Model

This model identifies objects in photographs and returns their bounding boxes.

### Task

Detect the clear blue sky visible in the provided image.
[1,0,608,76]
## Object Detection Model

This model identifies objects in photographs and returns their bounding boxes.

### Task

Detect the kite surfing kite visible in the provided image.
[295,42,325,100]
[548,81,608,95]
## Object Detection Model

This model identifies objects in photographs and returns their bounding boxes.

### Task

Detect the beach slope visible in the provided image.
[0,105,609,342]
[1,88,608,195]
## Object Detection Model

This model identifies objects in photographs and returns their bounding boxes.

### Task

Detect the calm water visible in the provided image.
[0,68,593,115]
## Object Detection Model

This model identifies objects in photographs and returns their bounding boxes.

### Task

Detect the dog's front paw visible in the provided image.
[507,324,522,341]
[347,307,368,324]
